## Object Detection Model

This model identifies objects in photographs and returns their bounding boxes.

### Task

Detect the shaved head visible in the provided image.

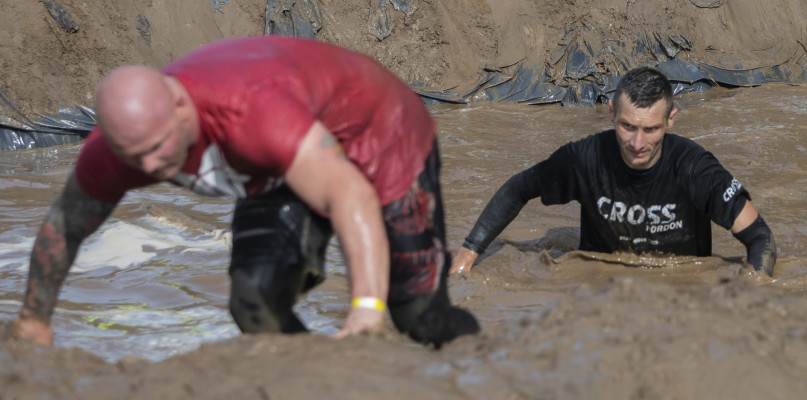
[94,65,199,180]
[95,66,174,150]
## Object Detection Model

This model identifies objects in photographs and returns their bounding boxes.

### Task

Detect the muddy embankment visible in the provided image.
[1,0,806,148]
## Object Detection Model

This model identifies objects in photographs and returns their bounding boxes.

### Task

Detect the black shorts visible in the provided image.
[229,141,448,304]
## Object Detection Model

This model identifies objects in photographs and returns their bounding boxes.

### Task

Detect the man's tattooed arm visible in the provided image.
[20,172,118,323]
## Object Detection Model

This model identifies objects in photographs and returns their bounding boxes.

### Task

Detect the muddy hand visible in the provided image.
[13,317,54,346]
[333,307,385,339]
[450,247,479,274]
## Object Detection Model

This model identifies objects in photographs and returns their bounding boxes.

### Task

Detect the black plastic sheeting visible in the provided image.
[690,0,727,8]
[44,1,79,33]
[0,92,95,151]
[367,0,427,40]
[266,0,425,41]
[0,1,93,151]
[264,0,323,38]
[415,27,807,107]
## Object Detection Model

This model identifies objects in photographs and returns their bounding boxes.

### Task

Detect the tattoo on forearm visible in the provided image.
[22,174,116,321]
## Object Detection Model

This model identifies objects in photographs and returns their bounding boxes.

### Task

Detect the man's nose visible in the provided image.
[140,154,162,175]
[631,132,646,150]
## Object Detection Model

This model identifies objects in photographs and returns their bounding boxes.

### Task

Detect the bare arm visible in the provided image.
[730,200,777,276]
[15,172,117,345]
[284,121,389,337]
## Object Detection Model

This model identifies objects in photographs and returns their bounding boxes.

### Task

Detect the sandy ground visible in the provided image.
[2,1,807,399]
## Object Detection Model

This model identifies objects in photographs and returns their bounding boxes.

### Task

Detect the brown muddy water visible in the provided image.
[1,84,807,397]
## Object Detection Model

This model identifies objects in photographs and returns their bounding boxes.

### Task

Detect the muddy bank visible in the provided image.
[2,0,806,116]
[4,275,807,400]
[2,0,806,149]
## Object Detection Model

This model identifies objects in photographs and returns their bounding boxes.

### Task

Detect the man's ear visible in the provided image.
[165,76,188,110]
[608,98,615,121]
[667,107,678,129]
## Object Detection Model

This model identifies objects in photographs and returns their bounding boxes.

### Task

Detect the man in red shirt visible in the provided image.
[13,36,479,347]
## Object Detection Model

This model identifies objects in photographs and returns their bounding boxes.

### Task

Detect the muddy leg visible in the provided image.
[228,187,332,334]
[385,141,480,347]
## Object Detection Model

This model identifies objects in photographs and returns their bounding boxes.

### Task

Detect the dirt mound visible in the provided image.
[2,0,805,116]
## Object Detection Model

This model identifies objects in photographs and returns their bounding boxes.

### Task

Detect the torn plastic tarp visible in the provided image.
[264,0,322,38]
[367,0,428,41]
[368,0,392,41]
[415,65,569,106]
[414,26,807,106]
[137,14,152,47]
[419,27,702,107]
[44,1,79,33]
[690,0,727,8]
[389,0,422,16]
[699,63,794,87]
[212,0,230,13]
[0,91,93,151]
[413,56,796,107]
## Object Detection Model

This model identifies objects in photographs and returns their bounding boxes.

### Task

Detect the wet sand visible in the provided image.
[2,84,807,399]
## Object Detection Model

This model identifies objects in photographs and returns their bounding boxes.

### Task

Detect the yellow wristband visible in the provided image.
[351,297,386,312]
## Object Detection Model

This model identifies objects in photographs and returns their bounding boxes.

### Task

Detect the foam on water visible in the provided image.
[72,218,230,273]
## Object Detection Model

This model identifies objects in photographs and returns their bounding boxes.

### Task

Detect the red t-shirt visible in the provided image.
[75,36,435,205]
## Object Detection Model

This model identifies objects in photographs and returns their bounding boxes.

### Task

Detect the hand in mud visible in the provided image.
[450,247,479,274]
[12,317,54,346]
[333,307,385,339]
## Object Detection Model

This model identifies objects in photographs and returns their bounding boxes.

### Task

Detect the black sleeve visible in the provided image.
[733,214,777,276]
[461,136,592,254]
[684,149,749,229]
[462,165,544,254]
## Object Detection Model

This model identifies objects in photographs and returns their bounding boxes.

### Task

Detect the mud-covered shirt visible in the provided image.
[464,130,749,256]
[75,36,435,205]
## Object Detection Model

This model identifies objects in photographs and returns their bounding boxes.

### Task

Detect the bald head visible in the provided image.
[94,65,199,180]
[95,65,175,150]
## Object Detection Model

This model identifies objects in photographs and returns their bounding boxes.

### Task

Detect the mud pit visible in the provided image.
[2,1,807,399]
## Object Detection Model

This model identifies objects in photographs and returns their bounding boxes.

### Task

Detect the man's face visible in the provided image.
[609,94,677,170]
[107,113,190,181]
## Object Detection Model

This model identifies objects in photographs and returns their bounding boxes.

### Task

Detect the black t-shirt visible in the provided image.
[464,130,749,257]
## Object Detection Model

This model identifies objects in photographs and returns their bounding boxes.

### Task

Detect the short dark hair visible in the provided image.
[612,67,674,117]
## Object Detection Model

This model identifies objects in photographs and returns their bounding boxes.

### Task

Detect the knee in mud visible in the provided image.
[389,292,480,348]
[229,269,285,333]
[229,266,312,334]
[411,306,480,348]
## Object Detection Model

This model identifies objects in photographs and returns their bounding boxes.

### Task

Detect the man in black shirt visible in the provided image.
[450,67,777,276]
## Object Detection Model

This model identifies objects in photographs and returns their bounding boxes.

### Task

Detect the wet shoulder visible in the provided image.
[543,130,614,177]
[663,133,710,164]
[662,133,721,180]
[561,129,614,158]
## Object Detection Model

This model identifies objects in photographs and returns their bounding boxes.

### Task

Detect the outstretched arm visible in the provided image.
[284,121,389,338]
[14,172,117,345]
[450,168,543,274]
[730,200,777,276]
